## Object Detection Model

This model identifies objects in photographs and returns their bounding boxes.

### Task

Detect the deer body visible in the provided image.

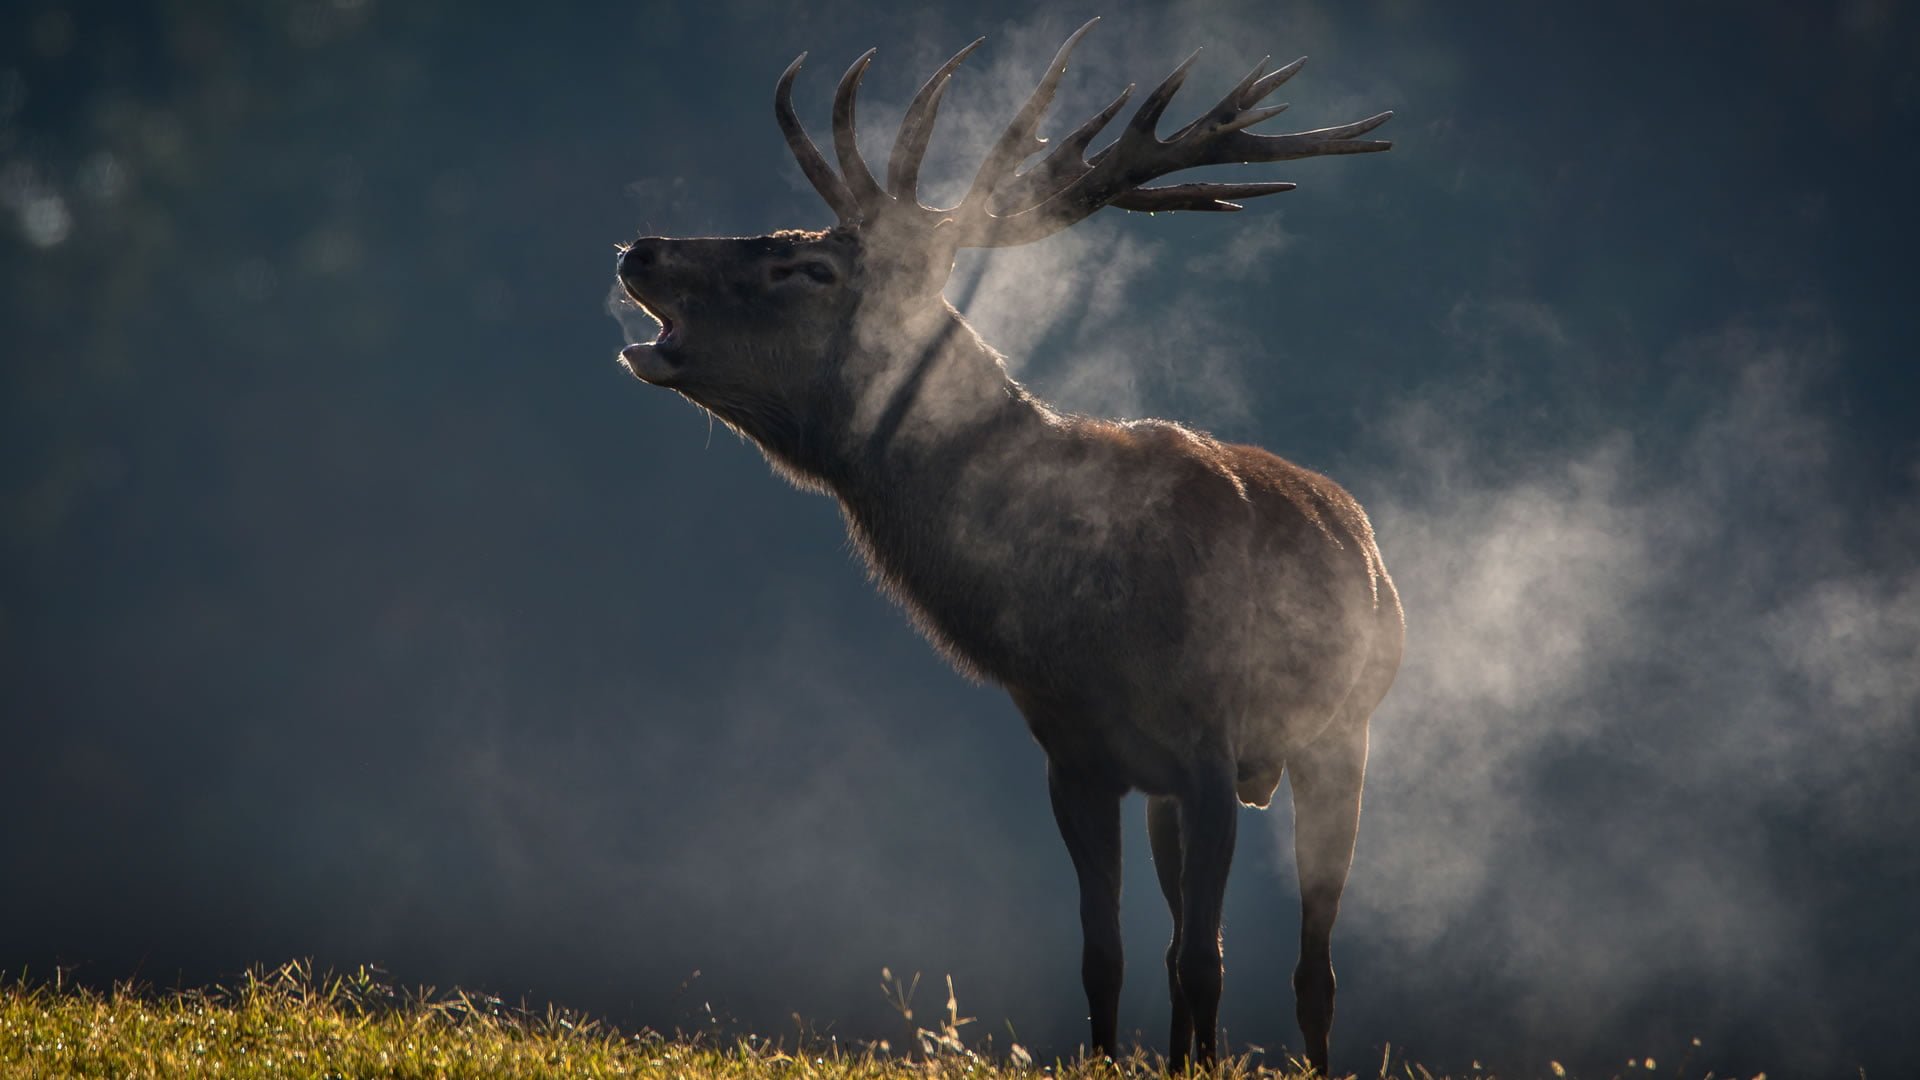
[614,22,1401,1075]
[834,310,1390,794]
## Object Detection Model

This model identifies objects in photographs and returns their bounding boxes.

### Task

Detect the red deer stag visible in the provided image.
[613,19,1402,1076]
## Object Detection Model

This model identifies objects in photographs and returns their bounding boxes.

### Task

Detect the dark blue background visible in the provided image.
[5,2,1916,1076]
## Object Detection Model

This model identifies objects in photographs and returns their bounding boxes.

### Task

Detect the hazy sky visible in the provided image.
[4,2,1917,1076]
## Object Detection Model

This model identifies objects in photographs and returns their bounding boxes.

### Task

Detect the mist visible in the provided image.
[1344,320,1920,1072]
[5,2,1917,1078]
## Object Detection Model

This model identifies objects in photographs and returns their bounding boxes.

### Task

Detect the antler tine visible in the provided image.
[1230,56,1275,107]
[955,17,1101,223]
[1123,47,1202,141]
[775,54,861,223]
[1109,180,1295,213]
[986,83,1133,214]
[1218,109,1394,162]
[1244,56,1307,106]
[887,37,985,204]
[1215,102,1290,136]
[832,49,890,215]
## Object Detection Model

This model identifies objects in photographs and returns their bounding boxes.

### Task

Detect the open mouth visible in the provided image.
[650,310,680,350]
[617,286,687,383]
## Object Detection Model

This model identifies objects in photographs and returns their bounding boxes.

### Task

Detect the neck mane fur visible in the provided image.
[813,301,1068,681]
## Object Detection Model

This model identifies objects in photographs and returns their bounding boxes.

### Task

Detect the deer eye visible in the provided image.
[768,259,838,287]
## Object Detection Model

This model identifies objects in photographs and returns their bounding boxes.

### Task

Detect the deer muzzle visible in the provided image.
[616,239,686,384]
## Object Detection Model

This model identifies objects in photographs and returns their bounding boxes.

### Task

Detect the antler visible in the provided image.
[774,18,1392,247]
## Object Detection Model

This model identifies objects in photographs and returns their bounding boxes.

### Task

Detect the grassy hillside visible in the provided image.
[0,961,1720,1080]
[0,961,1288,1080]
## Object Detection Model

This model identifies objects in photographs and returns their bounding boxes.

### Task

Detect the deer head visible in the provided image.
[615,18,1391,476]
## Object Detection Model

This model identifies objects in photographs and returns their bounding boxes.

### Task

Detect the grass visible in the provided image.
[0,961,1750,1080]
[0,961,1322,1080]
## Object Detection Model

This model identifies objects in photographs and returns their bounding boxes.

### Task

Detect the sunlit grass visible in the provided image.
[0,960,1753,1080]
[0,960,1298,1080]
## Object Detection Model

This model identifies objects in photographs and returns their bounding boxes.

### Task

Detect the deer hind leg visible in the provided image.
[1286,713,1370,1077]
[1047,764,1125,1060]
[1145,795,1194,1070]
[1174,765,1240,1068]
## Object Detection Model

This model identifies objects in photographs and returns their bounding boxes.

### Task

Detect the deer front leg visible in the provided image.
[1047,764,1125,1060]
[1175,766,1240,1069]
[1287,716,1370,1077]
[1146,795,1194,1070]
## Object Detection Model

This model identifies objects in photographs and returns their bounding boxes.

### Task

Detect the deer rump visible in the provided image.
[612,19,1402,1078]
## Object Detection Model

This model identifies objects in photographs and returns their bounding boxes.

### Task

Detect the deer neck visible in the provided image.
[828,301,1043,491]
[821,304,1068,673]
